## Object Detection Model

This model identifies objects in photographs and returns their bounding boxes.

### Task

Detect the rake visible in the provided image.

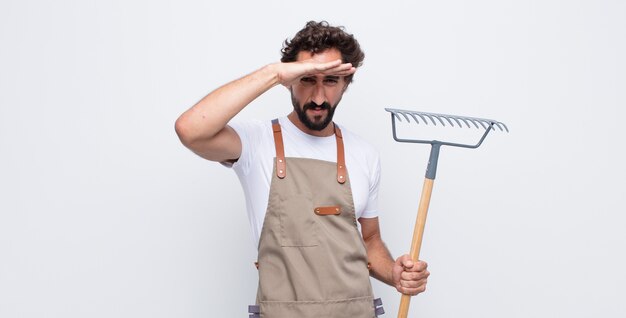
[385,108,509,318]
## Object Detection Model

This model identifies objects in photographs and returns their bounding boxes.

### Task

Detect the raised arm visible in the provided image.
[174,59,355,162]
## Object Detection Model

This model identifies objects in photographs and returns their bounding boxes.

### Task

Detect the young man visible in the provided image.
[176,21,429,317]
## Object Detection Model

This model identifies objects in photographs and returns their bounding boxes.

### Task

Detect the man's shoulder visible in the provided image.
[336,124,380,166]
[338,124,378,153]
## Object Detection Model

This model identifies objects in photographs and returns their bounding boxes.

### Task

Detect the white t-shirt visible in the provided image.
[228,117,381,247]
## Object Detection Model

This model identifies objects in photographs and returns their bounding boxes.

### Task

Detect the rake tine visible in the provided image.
[489,121,499,131]
[495,122,509,132]
[478,120,491,129]
[409,113,421,125]
[416,113,429,125]
[400,112,411,122]
[392,112,403,122]
[424,114,438,126]
[451,117,463,128]
[442,116,455,127]
[433,115,446,126]
[467,118,480,129]
[458,117,471,128]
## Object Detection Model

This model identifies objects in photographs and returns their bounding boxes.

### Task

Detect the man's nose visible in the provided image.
[311,83,326,105]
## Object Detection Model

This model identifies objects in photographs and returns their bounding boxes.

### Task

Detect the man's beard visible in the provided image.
[291,93,338,131]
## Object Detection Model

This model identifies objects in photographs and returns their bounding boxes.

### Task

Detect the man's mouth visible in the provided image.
[310,106,326,112]
[305,102,330,113]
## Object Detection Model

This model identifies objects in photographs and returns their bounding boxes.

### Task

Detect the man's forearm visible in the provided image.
[364,233,396,286]
[176,64,280,144]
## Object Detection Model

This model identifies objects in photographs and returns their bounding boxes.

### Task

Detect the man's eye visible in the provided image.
[324,78,339,85]
[301,78,315,84]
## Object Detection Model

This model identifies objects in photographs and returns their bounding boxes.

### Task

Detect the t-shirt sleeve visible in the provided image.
[359,151,381,218]
[224,119,265,175]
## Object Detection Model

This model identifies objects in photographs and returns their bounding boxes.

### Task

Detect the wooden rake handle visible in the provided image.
[397,177,434,318]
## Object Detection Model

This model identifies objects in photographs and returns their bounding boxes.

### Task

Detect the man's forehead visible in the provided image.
[295,48,342,62]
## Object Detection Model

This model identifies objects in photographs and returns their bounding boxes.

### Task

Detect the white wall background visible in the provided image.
[1,0,624,317]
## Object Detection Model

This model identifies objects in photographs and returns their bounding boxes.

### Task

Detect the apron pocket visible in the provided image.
[277,193,318,247]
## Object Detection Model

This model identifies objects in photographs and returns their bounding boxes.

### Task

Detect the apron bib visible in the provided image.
[248,119,384,318]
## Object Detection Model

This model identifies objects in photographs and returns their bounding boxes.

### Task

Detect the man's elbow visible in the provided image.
[174,116,239,162]
[174,115,197,148]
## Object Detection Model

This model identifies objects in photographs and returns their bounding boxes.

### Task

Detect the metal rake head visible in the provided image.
[386,108,509,132]
[385,108,509,149]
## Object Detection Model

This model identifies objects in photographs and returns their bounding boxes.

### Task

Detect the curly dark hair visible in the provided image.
[281,21,365,83]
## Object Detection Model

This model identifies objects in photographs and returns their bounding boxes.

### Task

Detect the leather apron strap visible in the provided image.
[335,124,347,184]
[271,118,346,183]
[271,119,286,179]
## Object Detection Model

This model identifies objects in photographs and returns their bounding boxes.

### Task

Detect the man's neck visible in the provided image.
[286,112,335,137]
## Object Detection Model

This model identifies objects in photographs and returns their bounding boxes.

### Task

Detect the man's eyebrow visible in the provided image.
[324,75,340,80]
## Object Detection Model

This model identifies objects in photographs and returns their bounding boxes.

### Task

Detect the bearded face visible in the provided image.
[291,91,339,131]
[288,48,349,133]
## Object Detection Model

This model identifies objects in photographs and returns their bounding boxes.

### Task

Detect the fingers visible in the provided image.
[276,59,355,87]
[311,59,343,71]
[394,255,430,296]
[397,254,414,269]
[397,269,429,295]
[398,255,429,271]
[406,260,428,272]
[397,278,427,295]
[401,269,429,281]
[312,59,355,76]
[330,66,356,77]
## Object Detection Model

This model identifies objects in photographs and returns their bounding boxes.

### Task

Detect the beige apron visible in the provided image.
[248,119,384,318]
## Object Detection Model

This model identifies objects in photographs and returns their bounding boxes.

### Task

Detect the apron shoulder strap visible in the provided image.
[271,119,286,179]
[334,125,347,184]
[271,119,347,184]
